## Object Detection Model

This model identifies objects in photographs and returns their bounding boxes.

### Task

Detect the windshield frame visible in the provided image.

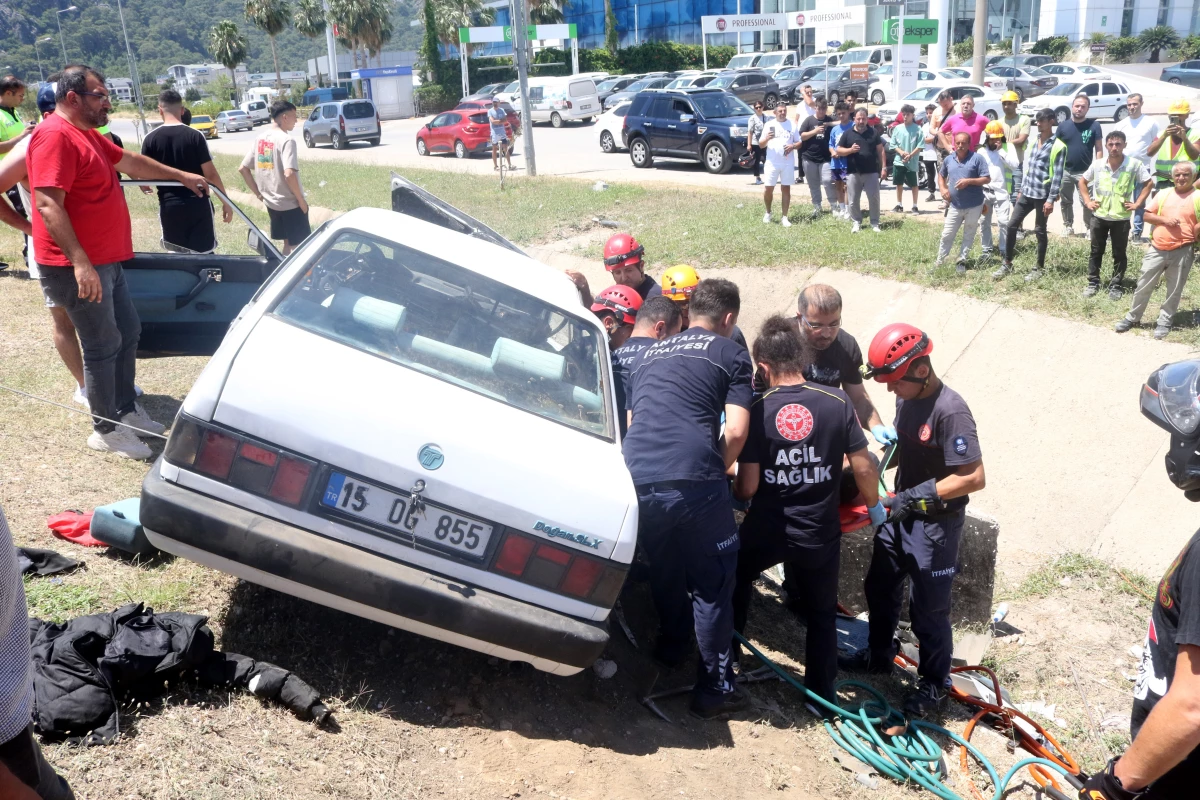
[692,92,753,119]
[1045,81,1082,96]
[757,53,787,68]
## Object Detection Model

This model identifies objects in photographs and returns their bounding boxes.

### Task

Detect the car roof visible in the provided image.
[325,208,585,316]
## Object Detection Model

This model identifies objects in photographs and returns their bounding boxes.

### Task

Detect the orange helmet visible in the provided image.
[591,284,642,325]
[863,323,934,383]
[984,120,1005,139]
[602,233,644,270]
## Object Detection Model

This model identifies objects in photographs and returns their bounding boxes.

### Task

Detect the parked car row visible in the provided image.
[1018,80,1133,123]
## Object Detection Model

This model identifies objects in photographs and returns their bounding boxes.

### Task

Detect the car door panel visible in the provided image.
[660,99,697,156]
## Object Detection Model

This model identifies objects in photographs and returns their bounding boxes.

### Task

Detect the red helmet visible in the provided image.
[591,284,642,325]
[863,323,934,383]
[602,233,644,271]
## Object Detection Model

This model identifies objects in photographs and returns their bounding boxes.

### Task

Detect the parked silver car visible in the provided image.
[215,109,254,133]
[302,100,381,149]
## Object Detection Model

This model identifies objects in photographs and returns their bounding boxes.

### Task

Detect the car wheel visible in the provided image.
[454,139,467,159]
[1170,77,1182,84]
[330,131,344,150]
[984,110,997,121]
[1114,106,1129,122]
[764,92,779,109]
[829,91,840,105]
[551,112,563,128]
[304,131,315,148]
[368,137,380,146]
[630,137,651,168]
[871,89,885,105]
[600,130,616,153]
[1054,107,1069,125]
[416,137,427,156]
[704,140,730,174]
[1014,88,1025,102]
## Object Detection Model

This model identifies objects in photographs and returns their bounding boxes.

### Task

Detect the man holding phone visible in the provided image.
[761,103,800,226]
[1147,100,1199,193]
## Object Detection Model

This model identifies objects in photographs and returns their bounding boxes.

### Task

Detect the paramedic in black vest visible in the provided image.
[732,315,886,710]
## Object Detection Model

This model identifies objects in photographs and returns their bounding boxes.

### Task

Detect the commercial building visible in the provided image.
[105,77,134,102]
[163,63,249,90]
[306,51,418,87]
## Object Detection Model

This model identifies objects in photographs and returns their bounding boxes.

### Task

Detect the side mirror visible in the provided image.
[246,228,270,259]
[680,114,695,123]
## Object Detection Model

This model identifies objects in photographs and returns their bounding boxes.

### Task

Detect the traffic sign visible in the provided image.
[826,40,842,48]
[881,18,939,45]
[1090,42,1107,53]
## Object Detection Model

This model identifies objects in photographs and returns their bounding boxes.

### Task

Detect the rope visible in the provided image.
[0,382,169,440]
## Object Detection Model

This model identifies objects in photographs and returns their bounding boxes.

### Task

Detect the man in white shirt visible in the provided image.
[1114,93,1159,242]
[977,120,1020,263]
[761,103,800,227]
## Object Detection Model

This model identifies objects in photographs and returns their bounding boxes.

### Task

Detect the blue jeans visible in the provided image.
[635,479,739,705]
[39,263,141,433]
[1133,180,1150,238]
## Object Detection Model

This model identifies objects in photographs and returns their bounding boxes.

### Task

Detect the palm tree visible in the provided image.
[362,0,394,68]
[245,0,292,91]
[528,0,563,26]
[329,0,368,71]
[208,21,250,104]
[430,0,493,50]
[294,0,326,37]
[1138,25,1181,63]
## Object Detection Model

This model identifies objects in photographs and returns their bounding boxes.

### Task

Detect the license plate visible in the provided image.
[354,126,367,132]
[321,472,494,558]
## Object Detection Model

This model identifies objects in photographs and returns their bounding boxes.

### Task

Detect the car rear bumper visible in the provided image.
[140,463,608,675]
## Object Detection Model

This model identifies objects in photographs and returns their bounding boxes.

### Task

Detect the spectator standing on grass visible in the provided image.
[995,108,1065,281]
[1114,93,1159,244]
[28,65,208,460]
[998,91,1028,203]
[837,106,885,234]
[938,94,989,152]
[828,101,853,219]
[798,94,836,218]
[1115,161,1200,341]
[977,121,1019,264]
[920,104,939,202]
[929,91,956,210]
[760,103,800,227]
[793,86,819,182]
[0,75,34,271]
[140,89,233,254]
[935,132,989,273]
[747,101,767,185]
[238,101,309,256]
[0,505,75,800]
[488,97,513,172]
[1079,131,1152,301]
[890,105,922,215]
[1055,93,1103,237]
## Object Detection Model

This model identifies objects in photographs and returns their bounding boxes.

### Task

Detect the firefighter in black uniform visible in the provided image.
[1080,359,1200,798]
[840,323,986,718]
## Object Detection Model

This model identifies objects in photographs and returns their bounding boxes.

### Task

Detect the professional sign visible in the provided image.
[881,17,939,45]
[787,7,866,29]
[701,14,786,35]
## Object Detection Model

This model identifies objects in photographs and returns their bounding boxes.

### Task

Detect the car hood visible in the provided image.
[212,315,636,561]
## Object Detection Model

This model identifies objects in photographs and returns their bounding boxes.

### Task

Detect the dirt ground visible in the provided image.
[0,224,1161,799]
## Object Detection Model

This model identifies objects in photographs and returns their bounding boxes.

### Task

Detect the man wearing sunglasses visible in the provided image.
[27,65,210,460]
[840,323,986,720]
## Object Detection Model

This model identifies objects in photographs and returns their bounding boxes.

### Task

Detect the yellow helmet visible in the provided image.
[661,264,700,301]
[984,120,1005,139]
[1170,99,1192,116]
[1001,90,1020,104]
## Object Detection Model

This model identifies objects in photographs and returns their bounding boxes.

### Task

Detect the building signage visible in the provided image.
[700,14,787,35]
[459,24,577,43]
[788,6,866,29]
[881,18,939,45]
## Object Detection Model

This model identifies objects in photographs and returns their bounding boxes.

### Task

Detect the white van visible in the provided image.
[754,51,799,71]
[840,45,894,66]
[725,52,763,70]
[520,76,601,127]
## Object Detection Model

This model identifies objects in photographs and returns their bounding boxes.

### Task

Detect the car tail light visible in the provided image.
[164,414,316,508]
[338,114,345,131]
[490,532,627,607]
[464,125,477,134]
[566,100,573,109]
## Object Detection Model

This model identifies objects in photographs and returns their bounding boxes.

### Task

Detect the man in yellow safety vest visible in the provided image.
[1147,100,1199,192]
[1079,130,1153,300]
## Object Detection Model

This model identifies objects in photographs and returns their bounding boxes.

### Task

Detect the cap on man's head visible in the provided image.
[36,85,56,113]
[491,96,500,102]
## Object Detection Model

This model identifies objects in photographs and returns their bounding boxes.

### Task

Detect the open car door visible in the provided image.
[121,180,283,357]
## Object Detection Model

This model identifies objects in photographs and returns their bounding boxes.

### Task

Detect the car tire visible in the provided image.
[368,137,380,146]
[551,112,563,128]
[871,89,885,105]
[1014,88,1025,102]
[1054,107,1069,125]
[416,137,427,156]
[629,137,651,168]
[600,130,616,153]
[1114,106,1129,122]
[304,131,315,148]
[764,92,779,109]
[454,139,467,159]
[331,131,345,150]
[984,110,998,121]
[704,140,730,175]
[829,91,840,105]
[1170,77,1182,84]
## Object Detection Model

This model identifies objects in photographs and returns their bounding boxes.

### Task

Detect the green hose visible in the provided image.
[734,633,1076,800]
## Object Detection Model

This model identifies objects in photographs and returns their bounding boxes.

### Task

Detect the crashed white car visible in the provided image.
[141,177,636,675]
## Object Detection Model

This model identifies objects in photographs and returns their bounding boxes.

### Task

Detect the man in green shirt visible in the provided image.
[1079,130,1152,300]
[0,76,33,270]
[890,105,923,214]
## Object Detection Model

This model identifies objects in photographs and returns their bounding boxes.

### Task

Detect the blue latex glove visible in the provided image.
[867,501,887,527]
[871,425,898,446]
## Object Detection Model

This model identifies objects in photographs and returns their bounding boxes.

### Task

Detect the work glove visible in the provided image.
[882,479,940,523]
[871,425,898,446]
[867,501,887,527]
[1079,758,1143,800]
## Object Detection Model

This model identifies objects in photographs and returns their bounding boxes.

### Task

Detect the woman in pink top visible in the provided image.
[939,96,990,150]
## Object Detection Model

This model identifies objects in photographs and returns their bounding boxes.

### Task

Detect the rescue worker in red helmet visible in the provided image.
[567,233,662,306]
[591,285,644,437]
[839,323,986,719]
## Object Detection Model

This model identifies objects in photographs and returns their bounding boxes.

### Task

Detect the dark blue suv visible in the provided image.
[624,88,754,174]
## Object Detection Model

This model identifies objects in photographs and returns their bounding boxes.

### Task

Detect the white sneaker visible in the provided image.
[73,386,88,409]
[88,428,152,460]
[763,212,771,224]
[872,225,882,233]
[781,217,791,228]
[1063,225,1074,237]
[120,403,166,437]
[851,222,861,233]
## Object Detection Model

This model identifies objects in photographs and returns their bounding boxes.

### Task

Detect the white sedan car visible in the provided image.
[140,177,636,676]
[597,99,632,152]
[1017,80,1132,123]
[867,68,939,106]
[938,67,1008,92]
[877,82,1004,125]
[1041,62,1111,82]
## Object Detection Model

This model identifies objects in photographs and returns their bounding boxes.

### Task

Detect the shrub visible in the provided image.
[1171,34,1200,62]
[1031,35,1071,61]
[1107,36,1142,63]
[415,83,454,115]
[951,36,975,65]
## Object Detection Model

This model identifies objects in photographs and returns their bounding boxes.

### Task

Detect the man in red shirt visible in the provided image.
[28,65,208,460]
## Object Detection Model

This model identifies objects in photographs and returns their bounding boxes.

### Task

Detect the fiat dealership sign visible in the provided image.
[701,13,786,34]
[787,6,866,29]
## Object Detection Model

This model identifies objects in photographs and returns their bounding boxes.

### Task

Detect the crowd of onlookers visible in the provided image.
[746,84,1199,341]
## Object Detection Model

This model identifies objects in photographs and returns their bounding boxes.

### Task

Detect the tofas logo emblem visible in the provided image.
[715,17,727,31]
[775,404,814,441]
[417,444,444,470]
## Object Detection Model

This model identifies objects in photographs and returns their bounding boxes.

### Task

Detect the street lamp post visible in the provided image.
[56,6,78,64]
[33,36,54,83]
[95,1,146,141]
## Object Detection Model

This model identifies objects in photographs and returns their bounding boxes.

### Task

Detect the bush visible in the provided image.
[952,36,975,65]
[189,99,233,118]
[1031,35,1071,61]
[1172,34,1200,62]
[184,86,202,103]
[837,41,861,53]
[415,84,454,115]
[1107,36,1143,63]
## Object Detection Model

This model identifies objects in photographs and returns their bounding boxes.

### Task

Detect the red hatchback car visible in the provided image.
[416,109,515,159]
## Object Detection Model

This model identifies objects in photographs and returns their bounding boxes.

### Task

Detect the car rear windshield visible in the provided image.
[692,92,752,118]
[569,80,596,97]
[249,102,266,110]
[229,110,249,116]
[469,112,488,123]
[343,102,375,119]
[273,230,612,439]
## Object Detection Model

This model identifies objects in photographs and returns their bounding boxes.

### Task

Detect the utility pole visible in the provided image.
[322,0,339,87]
[970,0,987,85]
[512,0,536,175]
[113,0,146,142]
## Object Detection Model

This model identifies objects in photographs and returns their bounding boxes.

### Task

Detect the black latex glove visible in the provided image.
[882,478,940,523]
[1079,759,1142,800]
